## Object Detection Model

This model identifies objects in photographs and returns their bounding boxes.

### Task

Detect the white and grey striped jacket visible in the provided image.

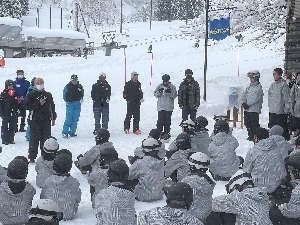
[181,174,215,222]
[95,184,136,225]
[212,187,272,225]
[208,132,240,178]
[138,206,204,225]
[243,136,287,193]
[241,81,264,113]
[0,181,36,225]
[41,175,81,220]
[128,156,165,202]
[35,157,55,188]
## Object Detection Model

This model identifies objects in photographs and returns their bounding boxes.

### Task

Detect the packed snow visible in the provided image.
[0,14,285,224]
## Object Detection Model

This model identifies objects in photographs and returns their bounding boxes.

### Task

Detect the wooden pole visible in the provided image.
[203,0,209,101]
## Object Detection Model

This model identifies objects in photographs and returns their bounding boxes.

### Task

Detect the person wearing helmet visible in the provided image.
[209,171,272,225]
[208,120,240,181]
[0,79,19,145]
[26,199,63,225]
[41,153,81,220]
[268,68,291,141]
[138,182,203,224]
[165,133,193,182]
[288,120,300,146]
[128,138,165,202]
[91,72,111,133]
[94,160,136,225]
[241,70,264,141]
[181,152,215,223]
[193,116,212,156]
[153,74,177,141]
[25,77,36,141]
[243,127,286,194]
[178,69,200,121]
[35,136,59,188]
[269,151,300,225]
[0,158,36,225]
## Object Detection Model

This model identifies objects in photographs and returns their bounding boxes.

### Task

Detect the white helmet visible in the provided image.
[247,70,260,79]
[188,152,210,169]
[226,170,252,194]
[30,199,63,221]
[142,138,161,152]
[43,137,59,154]
[180,119,195,129]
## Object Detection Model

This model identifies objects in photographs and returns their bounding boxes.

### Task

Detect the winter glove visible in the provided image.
[242,102,249,110]
[80,99,84,104]
[77,154,83,160]
[106,99,110,103]
[165,88,172,93]
[158,88,164,93]
[140,99,144,103]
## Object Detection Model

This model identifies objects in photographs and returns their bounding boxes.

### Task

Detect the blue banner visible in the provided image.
[209,17,230,41]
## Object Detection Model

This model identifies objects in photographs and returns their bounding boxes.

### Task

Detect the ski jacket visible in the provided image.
[289,84,300,118]
[95,185,136,225]
[243,136,287,193]
[153,82,177,111]
[41,175,81,220]
[138,206,203,225]
[123,80,143,102]
[0,165,8,184]
[88,167,108,200]
[268,77,291,114]
[0,89,19,117]
[212,187,273,225]
[134,142,166,159]
[178,77,200,108]
[35,157,55,188]
[241,81,264,113]
[14,77,30,105]
[128,156,165,202]
[272,135,293,160]
[208,132,240,178]
[63,82,84,103]
[278,180,300,218]
[25,88,57,121]
[0,181,36,225]
[165,149,192,181]
[181,175,215,221]
[91,79,111,104]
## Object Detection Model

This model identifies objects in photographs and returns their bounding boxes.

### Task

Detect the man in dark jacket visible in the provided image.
[91,72,111,132]
[123,71,143,135]
[178,69,200,121]
[62,74,84,138]
[25,77,56,164]
[13,69,30,132]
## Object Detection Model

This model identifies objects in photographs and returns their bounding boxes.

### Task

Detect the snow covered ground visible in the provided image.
[0,15,285,224]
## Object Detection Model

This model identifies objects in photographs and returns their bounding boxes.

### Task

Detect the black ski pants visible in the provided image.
[269,206,300,225]
[17,104,26,129]
[244,111,260,139]
[157,110,172,134]
[269,113,290,140]
[124,101,140,132]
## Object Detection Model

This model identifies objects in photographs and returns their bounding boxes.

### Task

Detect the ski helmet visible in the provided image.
[180,119,196,135]
[175,132,191,150]
[164,182,193,210]
[95,128,110,144]
[43,137,59,154]
[162,74,170,82]
[5,79,14,88]
[99,147,118,167]
[287,151,300,179]
[7,158,28,179]
[194,116,208,130]
[30,199,63,222]
[142,138,161,152]
[53,153,72,174]
[57,149,72,158]
[225,170,253,194]
[148,129,161,140]
[253,127,269,141]
[247,70,260,80]
[213,120,229,134]
[107,159,129,182]
[188,152,210,169]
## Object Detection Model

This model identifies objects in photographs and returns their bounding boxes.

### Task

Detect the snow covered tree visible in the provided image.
[0,0,29,19]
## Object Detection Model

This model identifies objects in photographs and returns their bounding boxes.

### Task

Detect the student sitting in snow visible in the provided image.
[35,136,59,188]
[210,171,272,225]
[289,120,300,146]
[95,160,136,225]
[128,128,166,164]
[128,138,165,202]
[269,125,293,159]
[243,127,286,194]
[41,153,81,221]
[138,182,203,225]
[181,152,215,223]
[165,132,193,182]
[193,116,212,156]
[0,157,36,225]
[208,120,241,181]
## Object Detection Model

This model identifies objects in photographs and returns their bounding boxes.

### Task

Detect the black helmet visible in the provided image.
[107,159,129,183]
[253,127,269,141]
[95,128,110,144]
[162,74,170,82]
[164,182,193,210]
[213,120,229,134]
[5,79,14,88]
[287,151,300,179]
[7,158,28,179]
[175,132,191,150]
[149,129,161,140]
[53,153,72,174]
[99,147,118,168]
[195,116,208,130]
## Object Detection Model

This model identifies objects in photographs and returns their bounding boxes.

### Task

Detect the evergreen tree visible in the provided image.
[0,0,29,19]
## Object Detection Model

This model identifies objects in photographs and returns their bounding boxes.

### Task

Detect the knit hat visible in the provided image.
[274,68,283,75]
[162,74,170,82]
[269,125,283,136]
[185,69,193,75]
[149,129,161,140]
[71,74,78,80]
[99,72,106,78]
[131,71,139,78]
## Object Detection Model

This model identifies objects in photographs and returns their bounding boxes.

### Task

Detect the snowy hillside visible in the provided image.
[0,16,285,224]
